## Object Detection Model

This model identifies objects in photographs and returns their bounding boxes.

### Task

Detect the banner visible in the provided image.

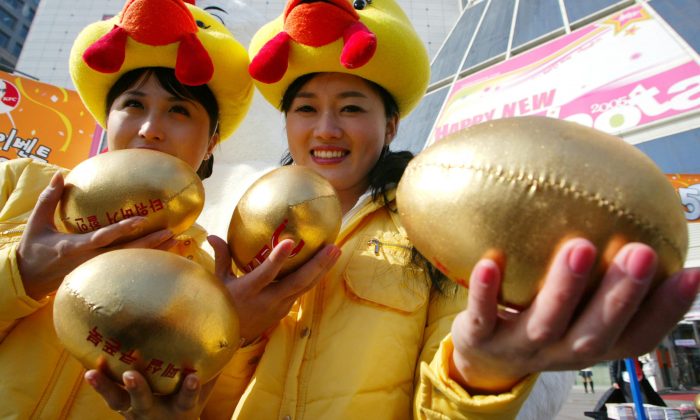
[0,70,103,169]
[667,174,700,223]
[429,5,700,147]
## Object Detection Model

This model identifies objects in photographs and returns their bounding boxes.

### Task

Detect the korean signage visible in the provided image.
[667,174,700,223]
[0,70,103,169]
[429,5,700,147]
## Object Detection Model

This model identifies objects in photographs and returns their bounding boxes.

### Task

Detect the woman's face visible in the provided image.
[106,74,217,170]
[285,73,397,210]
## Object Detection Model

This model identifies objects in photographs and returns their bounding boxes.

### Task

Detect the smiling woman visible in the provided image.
[0,1,257,419]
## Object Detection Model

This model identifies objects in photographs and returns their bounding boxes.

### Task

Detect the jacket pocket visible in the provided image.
[343,231,429,314]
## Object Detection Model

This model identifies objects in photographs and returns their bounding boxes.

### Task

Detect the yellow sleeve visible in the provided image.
[201,338,267,420]
[0,159,60,330]
[415,335,538,420]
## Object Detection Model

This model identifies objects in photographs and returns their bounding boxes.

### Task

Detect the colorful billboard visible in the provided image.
[429,5,700,146]
[0,70,103,169]
[667,174,700,223]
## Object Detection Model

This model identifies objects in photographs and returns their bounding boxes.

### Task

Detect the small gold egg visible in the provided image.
[227,165,342,276]
[59,149,204,243]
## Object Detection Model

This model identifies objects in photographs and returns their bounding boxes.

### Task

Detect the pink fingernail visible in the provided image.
[567,244,596,276]
[625,247,657,282]
[680,270,700,297]
[473,260,499,286]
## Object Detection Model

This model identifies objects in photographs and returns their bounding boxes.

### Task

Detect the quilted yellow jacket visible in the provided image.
[204,189,537,420]
[0,158,213,420]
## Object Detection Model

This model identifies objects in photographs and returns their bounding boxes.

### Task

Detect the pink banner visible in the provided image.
[430,5,700,146]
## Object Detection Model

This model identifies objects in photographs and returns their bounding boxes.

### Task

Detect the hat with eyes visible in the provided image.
[248,0,429,118]
[69,0,252,140]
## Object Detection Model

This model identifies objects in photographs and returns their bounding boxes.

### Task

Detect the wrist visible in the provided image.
[449,352,525,394]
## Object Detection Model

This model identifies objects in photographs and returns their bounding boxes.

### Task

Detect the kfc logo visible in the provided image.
[0,79,20,114]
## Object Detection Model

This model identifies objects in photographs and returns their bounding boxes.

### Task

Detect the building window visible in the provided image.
[11,42,22,56]
[0,9,18,30]
[0,31,10,48]
[19,24,28,38]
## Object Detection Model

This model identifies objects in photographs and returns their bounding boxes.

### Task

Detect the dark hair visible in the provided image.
[106,67,219,179]
[280,73,449,293]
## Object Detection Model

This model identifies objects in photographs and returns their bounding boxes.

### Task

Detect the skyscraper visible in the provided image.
[0,0,40,72]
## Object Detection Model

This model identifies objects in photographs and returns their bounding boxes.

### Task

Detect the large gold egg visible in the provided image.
[397,116,688,309]
[227,165,342,276]
[59,149,204,243]
[53,249,240,395]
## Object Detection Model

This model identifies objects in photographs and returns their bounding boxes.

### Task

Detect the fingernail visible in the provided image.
[680,270,700,298]
[129,217,147,229]
[472,259,499,286]
[567,244,596,276]
[186,375,198,390]
[85,371,98,389]
[625,247,657,282]
[123,372,136,389]
[160,230,174,240]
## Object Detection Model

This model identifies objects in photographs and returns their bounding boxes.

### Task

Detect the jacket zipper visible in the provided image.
[367,238,411,256]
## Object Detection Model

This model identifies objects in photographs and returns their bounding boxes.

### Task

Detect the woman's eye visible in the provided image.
[123,99,143,109]
[170,105,190,116]
[342,105,364,113]
[294,105,316,113]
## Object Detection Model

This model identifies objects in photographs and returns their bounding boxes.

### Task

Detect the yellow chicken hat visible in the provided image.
[69,0,252,141]
[248,0,429,117]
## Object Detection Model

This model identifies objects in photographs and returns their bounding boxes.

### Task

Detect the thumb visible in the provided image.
[238,239,295,293]
[26,172,64,234]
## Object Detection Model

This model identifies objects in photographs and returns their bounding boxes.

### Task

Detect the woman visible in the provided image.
[236,0,697,418]
[0,2,338,419]
[94,0,700,418]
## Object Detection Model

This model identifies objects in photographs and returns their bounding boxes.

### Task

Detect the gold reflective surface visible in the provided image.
[228,166,342,276]
[397,116,688,309]
[59,149,204,243]
[53,249,240,395]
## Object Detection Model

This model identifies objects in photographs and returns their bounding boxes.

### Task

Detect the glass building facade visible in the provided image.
[0,0,39,72]
[394,0,700,392]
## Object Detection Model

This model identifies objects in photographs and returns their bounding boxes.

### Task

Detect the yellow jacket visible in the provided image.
[205,190,536,420]
[0,158,213,420]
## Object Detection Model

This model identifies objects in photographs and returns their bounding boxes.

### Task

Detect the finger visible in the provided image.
[277,244,341,298]
[239,239,295,293]
[84,369,131,412]
[611,268,700,357]
[25,172,64,235]
[524,239,596,346]
[123,371,155,414]
[208,235,234,280]
[173,374,200,412]
[567,243,657,357]
[459,259,501,342]
[85,217,151,249]
[118,228,175,250]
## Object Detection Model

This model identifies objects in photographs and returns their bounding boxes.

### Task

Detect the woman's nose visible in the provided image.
[138,115,165,140]
[314,112,342,140]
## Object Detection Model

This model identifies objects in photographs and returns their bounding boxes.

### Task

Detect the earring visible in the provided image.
[204,152,212,161]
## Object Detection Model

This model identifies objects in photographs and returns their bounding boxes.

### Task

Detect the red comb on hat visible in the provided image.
[83,0,213,85]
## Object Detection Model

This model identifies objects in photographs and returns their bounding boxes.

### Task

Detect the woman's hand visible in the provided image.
[85,369,214,420]
[449,238,700,394]
[17,172,177,299]
[208,235,341,344]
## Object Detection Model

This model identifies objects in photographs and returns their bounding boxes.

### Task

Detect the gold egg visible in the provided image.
[53,249,240,395]
[694,393,700,411]
[397,116,688,309]
[59,149,204,243]
[227,165,342,276]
